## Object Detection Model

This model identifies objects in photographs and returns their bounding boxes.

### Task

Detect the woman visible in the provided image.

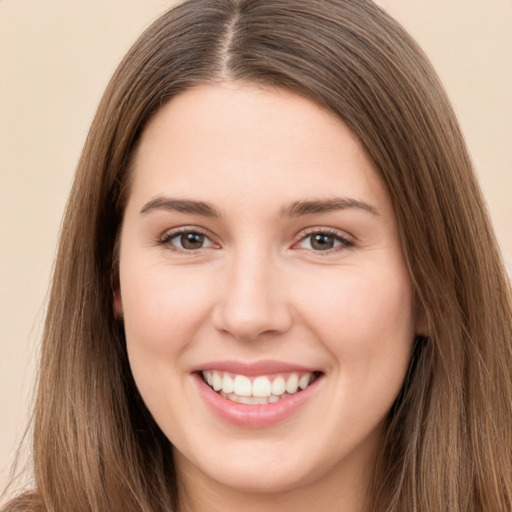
[3,0,512,510]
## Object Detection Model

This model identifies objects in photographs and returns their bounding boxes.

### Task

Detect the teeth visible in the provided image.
[271,376,286,396]
[221,374,234,394]
[203,370,316,402]
[238,396,266,405]
[220,391,290,405]
[253,376,272,397]
[212,371,222,391]
[285,373,299,394]
[299,374,310,389]
[233,375,252,397]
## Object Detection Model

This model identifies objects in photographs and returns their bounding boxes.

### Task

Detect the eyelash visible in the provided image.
[294,228,355,254]
[158,227,215,253]
[157,227,355,254]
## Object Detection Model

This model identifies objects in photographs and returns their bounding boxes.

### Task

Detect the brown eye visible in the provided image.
[296,231,354,252]
[180,232,205,250]
[162,230,215,251]
[310,233,336,250]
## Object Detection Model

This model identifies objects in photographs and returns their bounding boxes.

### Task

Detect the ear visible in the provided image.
[114,288,123,318]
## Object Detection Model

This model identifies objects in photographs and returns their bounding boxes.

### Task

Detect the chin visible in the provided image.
[203,462,315,495]
[174,439,337,497]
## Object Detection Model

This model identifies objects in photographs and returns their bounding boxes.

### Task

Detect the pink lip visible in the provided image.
[192,359,317,376]
[193,371,323,428]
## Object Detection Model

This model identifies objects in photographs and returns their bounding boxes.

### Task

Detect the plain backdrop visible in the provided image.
[1,0,511,491]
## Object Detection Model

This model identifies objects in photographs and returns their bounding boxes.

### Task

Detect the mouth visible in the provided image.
[200,370,322,405]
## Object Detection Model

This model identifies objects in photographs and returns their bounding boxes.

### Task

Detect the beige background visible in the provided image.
[1,0,511,492]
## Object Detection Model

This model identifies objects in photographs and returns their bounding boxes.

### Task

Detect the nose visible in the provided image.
[212,247,293,341]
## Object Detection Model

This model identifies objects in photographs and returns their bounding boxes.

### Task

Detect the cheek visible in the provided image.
[119,263,220,423]
[120,262,214,354]
[301,266,415,435]
[119,263,216,426]
[297,264,415,369]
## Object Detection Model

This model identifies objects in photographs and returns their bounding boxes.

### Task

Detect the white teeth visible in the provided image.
[238,396,266,405]
[233,375,252,397]
[299,374,311,389]
[252,376,272,397]
[285,373,299,394]
[203,370,317,401]
[271,376,286,396]
[212,371,222,391]
[221,374,234,394]
[220,391,288,405]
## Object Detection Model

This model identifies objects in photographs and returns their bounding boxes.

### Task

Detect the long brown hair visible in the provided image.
[4,0,512,510]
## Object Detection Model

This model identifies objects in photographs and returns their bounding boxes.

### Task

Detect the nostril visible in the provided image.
[211,266,293,340]
[212,301,293,341]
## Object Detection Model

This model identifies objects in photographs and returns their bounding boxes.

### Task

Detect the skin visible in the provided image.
[116,82,421,512]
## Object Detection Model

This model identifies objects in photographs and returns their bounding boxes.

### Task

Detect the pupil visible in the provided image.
[181,233,204,249]
[311,234,334,250]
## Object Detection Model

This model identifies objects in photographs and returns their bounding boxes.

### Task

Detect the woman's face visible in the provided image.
[117,83,419,497]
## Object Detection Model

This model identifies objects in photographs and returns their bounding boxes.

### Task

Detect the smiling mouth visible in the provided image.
[200,370,322,405]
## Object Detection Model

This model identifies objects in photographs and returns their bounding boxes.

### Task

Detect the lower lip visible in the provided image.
[194,373,322,428]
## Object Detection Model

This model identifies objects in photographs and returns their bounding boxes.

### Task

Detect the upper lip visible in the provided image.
[191,359,320,376]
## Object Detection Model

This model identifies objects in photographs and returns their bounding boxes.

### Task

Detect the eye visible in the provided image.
[295,230,354,252]
[160,230,215,251]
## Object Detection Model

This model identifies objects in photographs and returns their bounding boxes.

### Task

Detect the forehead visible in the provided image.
[128,82,391,215]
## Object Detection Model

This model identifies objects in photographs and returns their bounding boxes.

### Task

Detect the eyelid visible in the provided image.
[156,225,354,254]
[158,226,219,251]
[292,227,355,253]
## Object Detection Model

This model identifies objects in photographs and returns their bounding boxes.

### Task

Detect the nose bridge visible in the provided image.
[213,241,291,340]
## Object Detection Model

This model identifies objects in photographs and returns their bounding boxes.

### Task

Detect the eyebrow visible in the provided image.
[280,197,380,217]
[140,197,222,217]
[139,195,379,218]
